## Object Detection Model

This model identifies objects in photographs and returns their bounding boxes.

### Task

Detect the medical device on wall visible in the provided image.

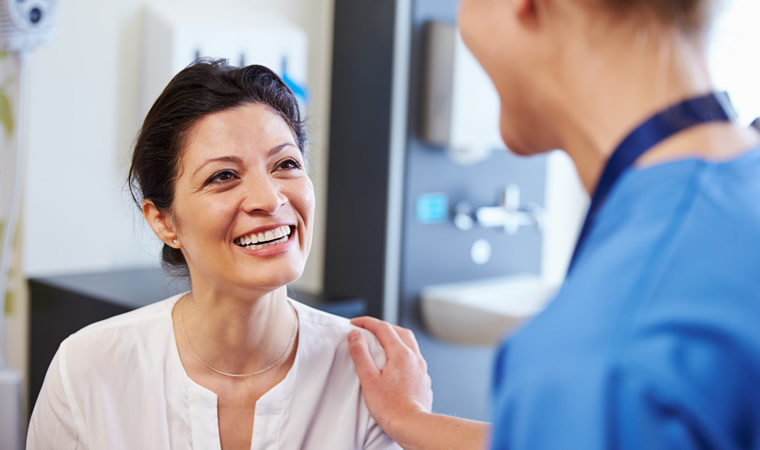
[420,21,504,165]
[0,1,59,448]
[142,3,309,124]
[0,0,59,52]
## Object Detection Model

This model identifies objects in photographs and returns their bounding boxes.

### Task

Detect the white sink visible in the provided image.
[420,274,560,347]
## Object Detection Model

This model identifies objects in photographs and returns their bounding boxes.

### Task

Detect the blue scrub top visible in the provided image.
[491,146,760,449]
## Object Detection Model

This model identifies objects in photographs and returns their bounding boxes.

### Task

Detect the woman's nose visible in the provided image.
[241,177,286,213]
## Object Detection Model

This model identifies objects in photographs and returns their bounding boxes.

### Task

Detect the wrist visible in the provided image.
[386,411,491,450]
[387,410,435,450]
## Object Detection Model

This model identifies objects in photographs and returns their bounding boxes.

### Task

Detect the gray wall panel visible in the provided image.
[324,0,398,318]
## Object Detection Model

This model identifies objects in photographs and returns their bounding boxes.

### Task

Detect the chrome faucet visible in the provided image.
[454,184,544,235]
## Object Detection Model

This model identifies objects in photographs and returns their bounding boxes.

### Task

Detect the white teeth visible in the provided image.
[241,235,289,250]
[236,226,293,248]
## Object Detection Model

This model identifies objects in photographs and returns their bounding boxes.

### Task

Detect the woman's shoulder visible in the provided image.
[32,294,186,446]
[59,293,182,371]
[290,300,387,368]
[290,299,353,329]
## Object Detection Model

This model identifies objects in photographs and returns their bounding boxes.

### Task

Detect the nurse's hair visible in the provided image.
[599,0,715,29]
[127,58,306,276]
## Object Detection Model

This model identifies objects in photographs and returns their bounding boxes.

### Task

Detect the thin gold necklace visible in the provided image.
[179,295,298,378]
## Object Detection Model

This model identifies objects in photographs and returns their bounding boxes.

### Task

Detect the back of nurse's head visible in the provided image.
[588,0,717,30]
[127,59,306,275]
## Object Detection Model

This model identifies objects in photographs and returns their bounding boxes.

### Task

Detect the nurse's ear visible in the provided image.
[514,0,537,19]
[142,199,181,248]
[508,0,545,34]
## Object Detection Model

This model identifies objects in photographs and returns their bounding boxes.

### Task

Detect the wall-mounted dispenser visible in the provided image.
[141,3,309,122]
[421,21,504,165]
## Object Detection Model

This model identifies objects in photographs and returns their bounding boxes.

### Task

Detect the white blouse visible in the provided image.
[27,293,400,450]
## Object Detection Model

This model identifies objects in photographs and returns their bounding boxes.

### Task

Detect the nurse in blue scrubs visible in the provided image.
[347,0,760,448]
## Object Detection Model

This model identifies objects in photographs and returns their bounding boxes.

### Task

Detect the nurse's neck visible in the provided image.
[551,27,760,195]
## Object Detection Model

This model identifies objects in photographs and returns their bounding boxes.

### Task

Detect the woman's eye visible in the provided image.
[206,170,237,185]
[277,159,302,170]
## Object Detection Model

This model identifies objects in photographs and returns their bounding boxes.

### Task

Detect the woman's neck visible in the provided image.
[177,283,297,375]
[545,25,760,194]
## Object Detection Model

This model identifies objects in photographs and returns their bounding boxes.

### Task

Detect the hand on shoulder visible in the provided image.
[348,317,490,450]
[348,317,433,444]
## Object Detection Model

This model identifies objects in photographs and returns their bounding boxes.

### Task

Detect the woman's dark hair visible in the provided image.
[127,58,306,275]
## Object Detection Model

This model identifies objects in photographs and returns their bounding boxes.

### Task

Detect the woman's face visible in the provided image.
[168,103,314,293]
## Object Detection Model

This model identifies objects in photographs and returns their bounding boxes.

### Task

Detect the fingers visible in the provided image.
[350,316,382,329]
[393,325,421,354]
[350,316,406,352]
[348,329,380,383]
[351,316,421,355]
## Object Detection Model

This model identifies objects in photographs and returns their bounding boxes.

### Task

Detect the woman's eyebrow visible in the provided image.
[193,155,243,177]
[192,143,298,177]
[267,142,298,158]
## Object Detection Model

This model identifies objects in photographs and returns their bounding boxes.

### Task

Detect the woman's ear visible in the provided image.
[142,199,180,248]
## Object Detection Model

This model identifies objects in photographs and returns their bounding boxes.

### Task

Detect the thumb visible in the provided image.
[348,329,380,383]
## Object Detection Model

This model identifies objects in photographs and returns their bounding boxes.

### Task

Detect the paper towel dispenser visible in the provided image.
[420,21,505,165]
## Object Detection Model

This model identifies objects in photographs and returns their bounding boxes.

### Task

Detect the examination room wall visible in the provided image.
[8,0,335,417]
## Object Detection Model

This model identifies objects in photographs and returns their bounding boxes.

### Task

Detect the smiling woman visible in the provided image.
[26,60,400,450]
[149,100,314,295]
